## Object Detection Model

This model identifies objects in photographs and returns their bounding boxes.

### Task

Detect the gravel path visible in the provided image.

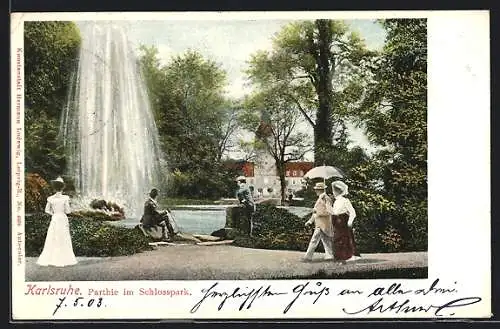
[25,245,427,281]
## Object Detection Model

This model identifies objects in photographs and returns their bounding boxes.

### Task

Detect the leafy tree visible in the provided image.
[24,21,81,118]
[242,90,312,203]
[24,111,66,179]
[138,48,240,199]
[215,102,242,161]
[24,21,81,179]
[137,45,165,121]
[354,18,428,251]
[247,19,377,164]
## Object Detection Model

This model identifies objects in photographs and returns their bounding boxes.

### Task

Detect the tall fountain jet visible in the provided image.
[60,21,164,217]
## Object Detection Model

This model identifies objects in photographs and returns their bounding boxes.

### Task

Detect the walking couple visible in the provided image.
[303,181,360,263]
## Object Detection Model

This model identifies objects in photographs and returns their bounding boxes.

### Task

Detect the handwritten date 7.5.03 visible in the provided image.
[53,296,105,315]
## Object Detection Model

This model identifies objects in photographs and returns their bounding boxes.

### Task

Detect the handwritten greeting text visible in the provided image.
[191,281,330,314]
[190,278,482,317]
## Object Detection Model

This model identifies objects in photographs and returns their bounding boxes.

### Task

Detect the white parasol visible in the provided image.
[303,164,345,186]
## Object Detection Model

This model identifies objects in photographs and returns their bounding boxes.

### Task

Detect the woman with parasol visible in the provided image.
[330,180,361,262]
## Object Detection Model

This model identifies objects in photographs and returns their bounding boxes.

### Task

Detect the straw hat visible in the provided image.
[313,182,327,190]
[332,180,348,196]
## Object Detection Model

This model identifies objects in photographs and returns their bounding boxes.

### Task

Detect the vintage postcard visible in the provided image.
[11,10,490,320]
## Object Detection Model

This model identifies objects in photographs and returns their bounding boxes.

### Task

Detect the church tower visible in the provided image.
[253,110,279,198]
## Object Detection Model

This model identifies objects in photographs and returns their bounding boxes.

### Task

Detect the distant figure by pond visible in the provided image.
[235,176,256,236]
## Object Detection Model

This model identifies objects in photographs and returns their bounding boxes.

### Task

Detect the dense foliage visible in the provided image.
[24,21,81,179]
[25,213,153,257]
[24,20,427,254]
[246,20,377,165]
[301,19,426,252]
[25,173,51,213]
[232,204,426,253]
[139,47,241,199]
[349,19,428,251]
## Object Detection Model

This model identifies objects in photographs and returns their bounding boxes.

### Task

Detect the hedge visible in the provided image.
[232,204,427,254]
[25,213,153,257]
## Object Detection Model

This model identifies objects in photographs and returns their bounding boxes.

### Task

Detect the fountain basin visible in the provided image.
[107,208,227,235]
[106,204,312,235]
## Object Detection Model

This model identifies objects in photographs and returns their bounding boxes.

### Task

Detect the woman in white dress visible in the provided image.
[37,176,77,267]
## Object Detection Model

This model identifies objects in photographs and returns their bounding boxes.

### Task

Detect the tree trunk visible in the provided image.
[313,19,334,165]
[277,163,287,204]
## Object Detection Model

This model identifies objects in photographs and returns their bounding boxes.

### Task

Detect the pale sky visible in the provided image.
[78,19,386,160]
[124,19,385,99]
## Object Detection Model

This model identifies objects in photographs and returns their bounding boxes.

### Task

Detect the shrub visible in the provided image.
[231,203,427,254]
[25,173,51,213]
[232,204,313,252]
[25,213,153,257]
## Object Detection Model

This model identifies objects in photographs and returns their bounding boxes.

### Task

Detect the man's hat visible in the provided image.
[331,180,349,196]
[313,182,327,190]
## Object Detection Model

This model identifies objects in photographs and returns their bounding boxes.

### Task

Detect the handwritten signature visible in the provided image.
[190,281,329,314]
[343,297,482,316]
[341,278,481,316]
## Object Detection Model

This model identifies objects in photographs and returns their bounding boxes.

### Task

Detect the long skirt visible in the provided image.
[332,213,359,261]
[37,213,77,267]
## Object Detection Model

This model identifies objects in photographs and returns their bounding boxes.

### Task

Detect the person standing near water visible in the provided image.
[235,176,256,237]
[140,188,176,241]
[37,177,78,267]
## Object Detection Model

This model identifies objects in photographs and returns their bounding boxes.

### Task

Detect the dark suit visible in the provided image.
[236,185,256,235]
[236,185,255,212]
[140,198,175,239]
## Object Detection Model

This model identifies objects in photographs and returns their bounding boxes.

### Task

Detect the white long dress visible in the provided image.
[36,192,78,267]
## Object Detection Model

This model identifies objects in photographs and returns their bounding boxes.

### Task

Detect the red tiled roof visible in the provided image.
[224,161,255,177]
[241,162,255,177]
[285,162,314,177]
[225,160,313,178]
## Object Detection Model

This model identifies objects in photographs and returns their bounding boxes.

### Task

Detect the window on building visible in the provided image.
[299,170,304,176]
[292,170,297,176]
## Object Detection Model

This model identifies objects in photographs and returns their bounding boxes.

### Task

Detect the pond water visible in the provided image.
[107,207,228,235]
[106,205,313,235]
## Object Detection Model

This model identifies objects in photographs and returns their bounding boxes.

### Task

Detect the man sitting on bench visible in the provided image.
[140,188,176,241]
